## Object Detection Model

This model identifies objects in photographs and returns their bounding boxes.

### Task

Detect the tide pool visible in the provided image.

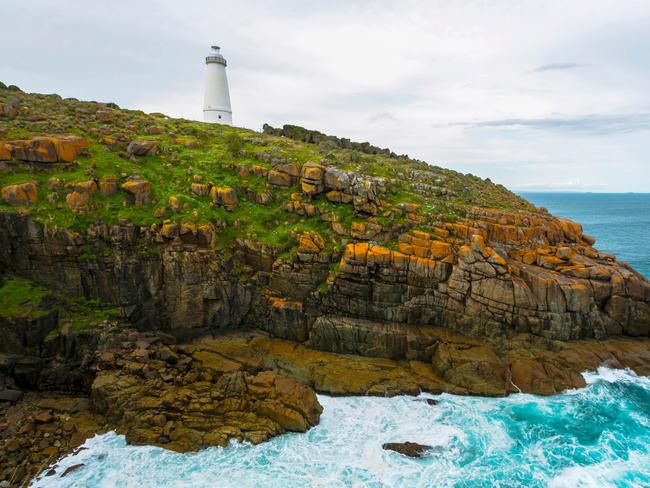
[34,368,650,488]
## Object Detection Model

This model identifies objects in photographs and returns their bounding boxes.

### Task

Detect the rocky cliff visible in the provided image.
[1,84,650,484]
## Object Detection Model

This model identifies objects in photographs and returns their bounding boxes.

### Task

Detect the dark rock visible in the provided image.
[583,234,596,245]
[382,441,432,458]
[0,389,23,402]
[126,140,158,157]
[61,463,85,477]
[35,411,54,423]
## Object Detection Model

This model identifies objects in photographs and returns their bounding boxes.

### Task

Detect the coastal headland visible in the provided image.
[1,85,649,484]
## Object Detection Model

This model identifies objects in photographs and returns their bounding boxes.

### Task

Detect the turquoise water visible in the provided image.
[33,368,650,487]
[520,193,650,278]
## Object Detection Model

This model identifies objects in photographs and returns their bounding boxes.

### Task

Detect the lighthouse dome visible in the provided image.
[206,45,227,66]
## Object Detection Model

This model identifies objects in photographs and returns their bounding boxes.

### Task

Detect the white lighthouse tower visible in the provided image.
[203,45,232,125]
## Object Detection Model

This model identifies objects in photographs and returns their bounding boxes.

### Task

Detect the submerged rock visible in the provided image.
[382,441,432,458]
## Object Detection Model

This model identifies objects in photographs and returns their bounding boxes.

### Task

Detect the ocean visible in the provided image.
[33,193,650,488]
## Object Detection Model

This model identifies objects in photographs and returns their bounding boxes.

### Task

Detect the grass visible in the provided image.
[0,277,119,338]
[0,85,538,258]
[0,278,49,319]
[58,297,119,334]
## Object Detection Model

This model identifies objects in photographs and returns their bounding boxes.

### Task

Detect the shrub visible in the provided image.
[225,133,243,157]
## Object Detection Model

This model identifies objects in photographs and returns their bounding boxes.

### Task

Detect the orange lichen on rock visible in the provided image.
[429,240,453,260]
[210,186,238,211]
[267,295,304,312]
[121,177,152,206]
[298,231,325,254]
[191,183,210,197]
[51,135,89,162]
[1,182,38,205]
[99,176,119,196]
[5,135,88,163]
[65,180,97,210]
[366,245,392,266]
[0,143,11,161]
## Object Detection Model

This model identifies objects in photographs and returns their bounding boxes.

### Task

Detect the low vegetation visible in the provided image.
[0,83,536,261]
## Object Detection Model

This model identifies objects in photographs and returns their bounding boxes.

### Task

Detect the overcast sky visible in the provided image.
[3,0,649,192]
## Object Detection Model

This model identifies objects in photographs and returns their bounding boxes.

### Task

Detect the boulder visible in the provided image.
[7,135,88,163]
[268,170,292,188]
[1,182,38,205]
[89,331,322,453]
[0,389,23,402]
[583,234,596,246]
[324,168,351,191]
[298,231,325,254]
[47,177,62,190]
[0,143,11,161]
[273,162,300,179]
[210,186,238,211]
[191,183,210,197]
[431,343,507,396]
[101,135,127,148]
[122,177,152,206]
[145,125,164,135]
[127,140,158,157]
[99,176,119,196]
[168,195,181,212]
[65,180,98,210]
[95,109,115,122]
[326,190,353,204]
[382,442,432,458]
[0,99,19,118]
[300,162,325,196]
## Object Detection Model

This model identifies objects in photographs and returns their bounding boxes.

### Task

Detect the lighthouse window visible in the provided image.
[218,115,222,119]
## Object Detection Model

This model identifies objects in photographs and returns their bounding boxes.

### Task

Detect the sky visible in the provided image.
[2,0,649,192]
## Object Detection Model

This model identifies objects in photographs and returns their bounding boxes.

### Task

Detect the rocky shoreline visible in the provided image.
[2,324,649,485]
[2,201,650,486]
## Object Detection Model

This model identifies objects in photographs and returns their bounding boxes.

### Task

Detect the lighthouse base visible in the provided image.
[204,110,232,125]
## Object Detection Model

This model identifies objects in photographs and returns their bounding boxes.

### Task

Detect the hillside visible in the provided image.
[1,84,650,485]
[0,84,534,250]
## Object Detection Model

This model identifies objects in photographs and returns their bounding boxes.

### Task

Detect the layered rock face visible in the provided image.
[2,205,649,406]
[2,204,649,346]
[272,209,650,343]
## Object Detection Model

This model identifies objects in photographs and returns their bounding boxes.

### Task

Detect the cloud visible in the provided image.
[368,111,398,124]
[447,113,650,135]
[533,62,585,72]
[2,0,650,192]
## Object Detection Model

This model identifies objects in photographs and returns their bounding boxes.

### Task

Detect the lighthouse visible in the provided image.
[203,45,232,125]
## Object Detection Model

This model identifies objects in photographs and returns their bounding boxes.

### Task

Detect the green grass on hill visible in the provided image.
[0,84,537,258]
